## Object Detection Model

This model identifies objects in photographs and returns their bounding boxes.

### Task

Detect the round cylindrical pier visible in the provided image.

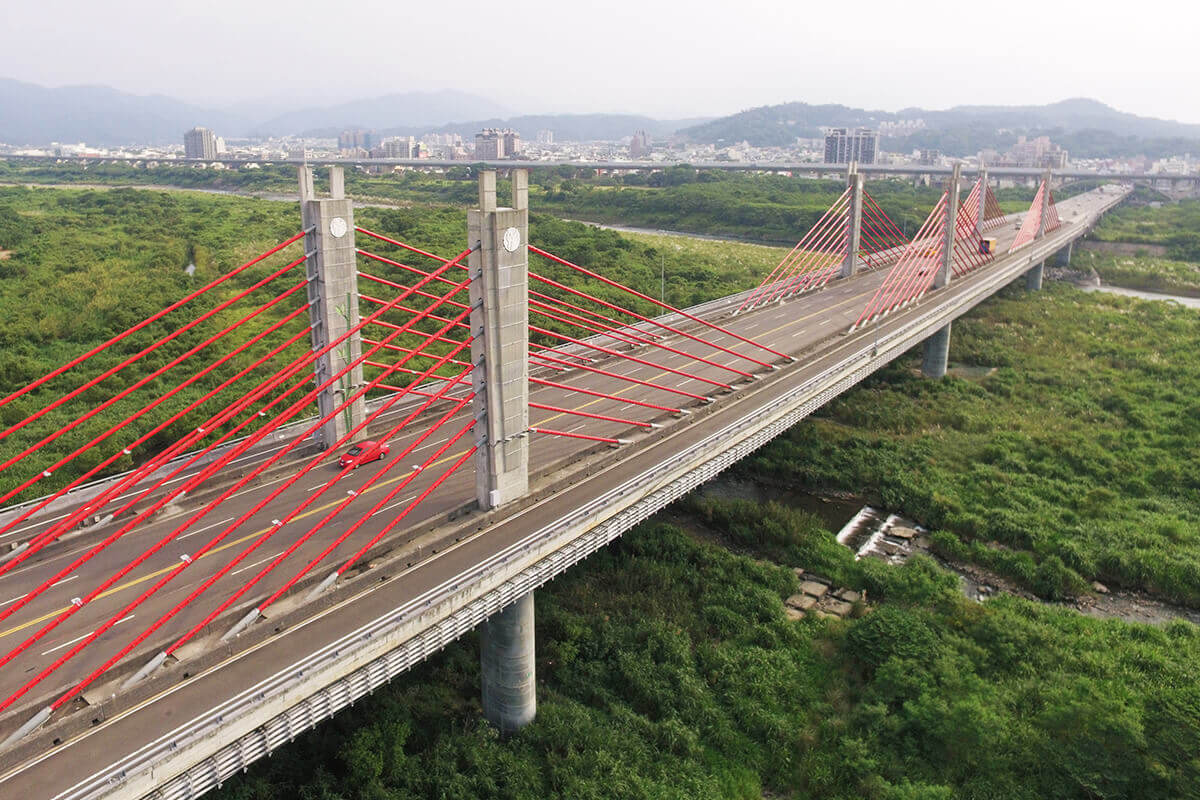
[480,591,536,734]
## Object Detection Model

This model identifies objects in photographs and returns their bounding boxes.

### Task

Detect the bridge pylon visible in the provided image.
[1037,169,1053,239]
[300,166,366,450]
[933,162,963,289]
[840,163,865,279]
[469,169,537,734]
[469,169,530,511]
[975,167,988,237]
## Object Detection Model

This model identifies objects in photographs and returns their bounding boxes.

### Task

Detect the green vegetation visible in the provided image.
[531,170,945,244]
[747,283,1200,606]
[0,186,314,502]
[211,500,1200,800]
[1070,196,1200,294]
[1091,198,1200,260]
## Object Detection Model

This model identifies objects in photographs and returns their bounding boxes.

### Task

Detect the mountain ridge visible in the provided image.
[2,79,1197,155]
[679,97,1200,150]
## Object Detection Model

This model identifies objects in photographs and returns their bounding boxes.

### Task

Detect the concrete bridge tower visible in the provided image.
[840,163,865,279]
[1026,168,1053,291]
[300,166,366,450]
[922,162,961,378]
[468,169,536,734]
[469,170,530,510]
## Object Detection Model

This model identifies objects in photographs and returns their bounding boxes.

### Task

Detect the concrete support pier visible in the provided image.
[1026,262,1044,291]
[469,170,530,510]
[300,166,365,450]
[480,592,536,734]
[922,322,951,379]
[1055,242,1072,267]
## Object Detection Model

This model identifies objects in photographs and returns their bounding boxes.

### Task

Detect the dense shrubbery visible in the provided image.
[1093,198,1200,260]
[211,502,1200,800]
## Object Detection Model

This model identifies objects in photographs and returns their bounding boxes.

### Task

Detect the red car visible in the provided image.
[338,439,390,469]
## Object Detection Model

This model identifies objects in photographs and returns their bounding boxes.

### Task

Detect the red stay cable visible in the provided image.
[0,278,309,504]
[0,314,311,544]
[0,251,307,446]
[0,231,305,411]
[0,249,474,584]
[0,281,475,685]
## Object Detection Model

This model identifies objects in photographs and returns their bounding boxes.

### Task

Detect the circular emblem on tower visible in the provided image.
[502,226,521,253]
[329,217,348,238]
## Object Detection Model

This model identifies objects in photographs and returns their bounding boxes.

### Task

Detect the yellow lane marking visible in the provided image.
[0,447,470,642]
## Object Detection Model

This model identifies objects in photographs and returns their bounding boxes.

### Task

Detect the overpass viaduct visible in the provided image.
[0,166,1128,799]
[4,151,1195,189]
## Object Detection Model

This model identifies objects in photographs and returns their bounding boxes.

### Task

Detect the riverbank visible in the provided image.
[699,475,1200,627]
[1080,282,1200,308]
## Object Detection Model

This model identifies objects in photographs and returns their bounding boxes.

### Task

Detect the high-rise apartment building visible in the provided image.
[184,127,218,159]
[1006,136,1069,169]
[629,130,651,158]
[383,136,415,159]
[475,130,502,159]
[502,130,521,157]
[475,128,521,160]
[338,129,378,151]
[823,128,878,164]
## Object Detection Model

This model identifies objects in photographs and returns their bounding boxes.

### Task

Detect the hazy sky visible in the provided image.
[3,0,1197,122]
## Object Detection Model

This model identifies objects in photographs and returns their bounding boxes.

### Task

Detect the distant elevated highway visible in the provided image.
[3,152,1193,184]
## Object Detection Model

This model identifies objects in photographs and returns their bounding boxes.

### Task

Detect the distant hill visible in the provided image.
[373,113,710,143]
[252,90,512,137]
[4,78,1194,158]
[923,98,1200,140]
[681,102,900,146]
[0,78,249,146]
[0,79,703,146]
[680,98,1200,153]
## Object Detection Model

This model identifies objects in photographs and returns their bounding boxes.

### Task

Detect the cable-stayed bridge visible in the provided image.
[0,164,1128,798]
